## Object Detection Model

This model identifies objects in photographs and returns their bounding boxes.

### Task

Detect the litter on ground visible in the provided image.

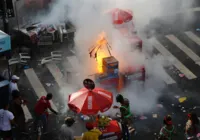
[179,97,187,103]
[140,116,148,120]
[46,83,52,87]
[152,114,158,118]
[157,104,163,108]
[179,74,185,77]
[175,95,180,99]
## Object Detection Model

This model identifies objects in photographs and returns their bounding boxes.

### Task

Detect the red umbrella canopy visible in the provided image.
[111,8,133,25]
[68,88,113,115]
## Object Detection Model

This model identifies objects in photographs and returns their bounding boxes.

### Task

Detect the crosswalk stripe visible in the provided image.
[161,70,176,85]
[150,37,197,80]
[46,63,65,88]
[22,105,33,122]
[183,7,200,13]
[66,56,80,72]
[185,31,200,46]
[166,35,200,66]
[24,68,58,112]
[172,7,200,15]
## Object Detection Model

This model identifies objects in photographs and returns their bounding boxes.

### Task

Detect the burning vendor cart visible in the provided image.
[89,33,145,92]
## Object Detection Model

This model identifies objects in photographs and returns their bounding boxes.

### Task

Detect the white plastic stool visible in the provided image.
[8,58,20,65]
[51,51,62,61]
[41,56,52,65]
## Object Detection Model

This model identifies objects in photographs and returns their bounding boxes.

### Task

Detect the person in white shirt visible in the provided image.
[9,75,20,100]
[60,117,75,140]
[0,103,15,139]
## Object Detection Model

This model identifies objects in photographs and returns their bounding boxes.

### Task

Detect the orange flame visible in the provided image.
[95,32,109,73]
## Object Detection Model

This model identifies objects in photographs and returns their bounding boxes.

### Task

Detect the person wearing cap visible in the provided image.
[159,115,177,140]
[185,112,200,139]
[59,117,75,140]
[82,122,102,140]
[9,75,20,100]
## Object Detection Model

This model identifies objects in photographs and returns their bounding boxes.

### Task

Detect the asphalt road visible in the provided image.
[11,8,200,140]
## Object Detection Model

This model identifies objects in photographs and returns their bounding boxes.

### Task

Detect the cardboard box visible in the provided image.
[102,65,119,75]
[95,73,108,80]
[95,73,119,81]
[103,56,118,69]
[96,74,119,88]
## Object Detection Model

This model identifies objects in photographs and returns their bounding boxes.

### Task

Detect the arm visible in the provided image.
[120,107,126,119]
[9,112,17,126]
[10,119,16,125]
[158,128,165,140]
[113,105,119,109]
[49,107,58,115]
[47,102,57,114]
[185,121,191,133]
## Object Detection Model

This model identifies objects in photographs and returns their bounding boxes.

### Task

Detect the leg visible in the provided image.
[121,123,130,140]
[125,125,130,140]
[3,130,12,140]
[34,114,41,130]
[40,114,47,132]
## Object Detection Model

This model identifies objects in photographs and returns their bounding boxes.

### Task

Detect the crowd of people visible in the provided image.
[0,75,58,140]
[0,75,200,140]
[58,94,200,140]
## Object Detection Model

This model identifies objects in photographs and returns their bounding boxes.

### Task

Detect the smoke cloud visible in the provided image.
[38,0,195,114]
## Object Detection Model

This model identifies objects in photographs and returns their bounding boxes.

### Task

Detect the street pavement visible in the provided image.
[9,8,200,140]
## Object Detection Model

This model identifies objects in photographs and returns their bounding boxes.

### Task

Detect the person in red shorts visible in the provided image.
[34,93,58,132]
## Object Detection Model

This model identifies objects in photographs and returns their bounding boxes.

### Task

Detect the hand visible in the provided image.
[22,99,28,105]
[13,123,18,128]
[55,112,58,115]
[113,106,119,109]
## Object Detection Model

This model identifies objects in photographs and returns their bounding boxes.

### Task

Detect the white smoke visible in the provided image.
[38,0,195,114]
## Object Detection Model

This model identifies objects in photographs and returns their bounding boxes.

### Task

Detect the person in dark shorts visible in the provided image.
[34,93,58,132]
[113,94,133,140]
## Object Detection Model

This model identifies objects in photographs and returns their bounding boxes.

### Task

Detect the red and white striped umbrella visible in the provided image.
[68,88,113,115]
[110,8,133,25]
